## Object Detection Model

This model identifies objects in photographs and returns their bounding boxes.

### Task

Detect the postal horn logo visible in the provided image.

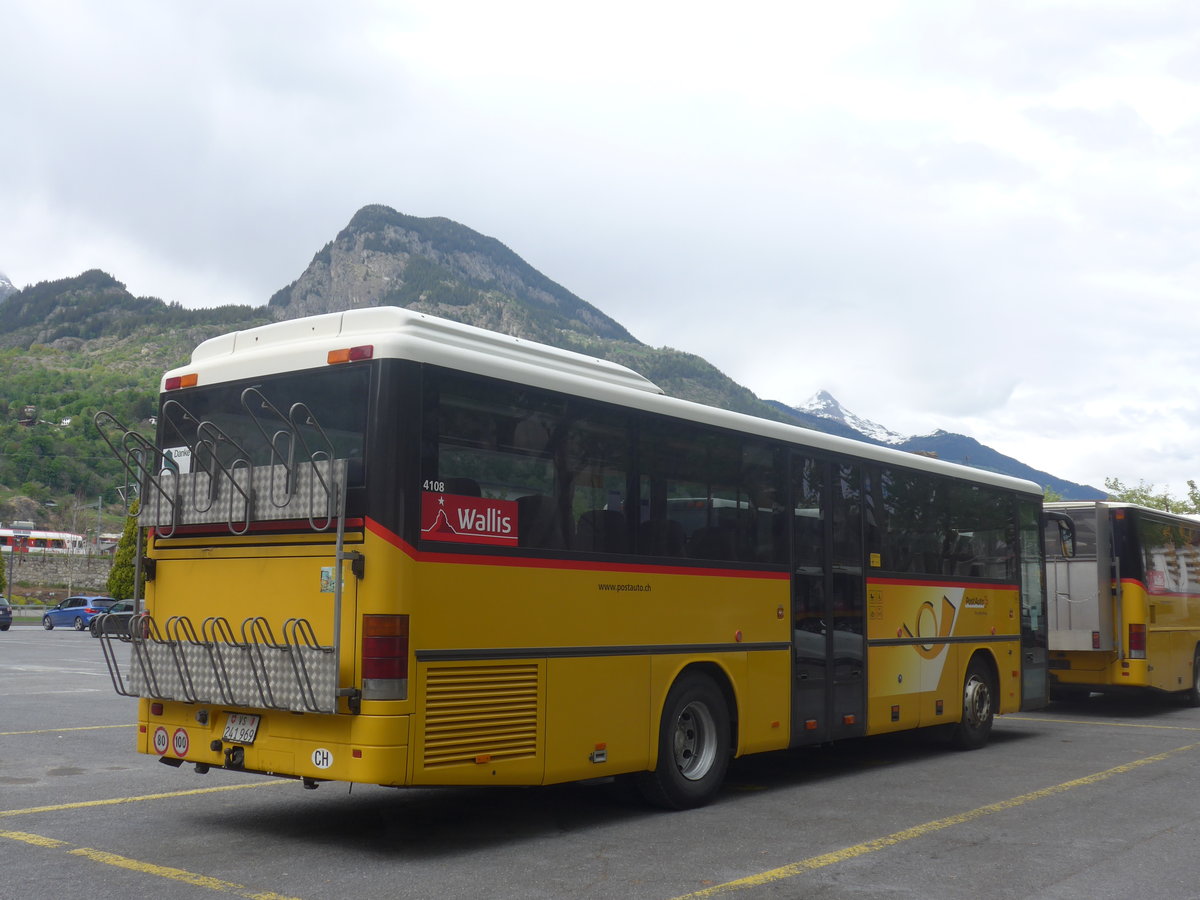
[902,595,957,660]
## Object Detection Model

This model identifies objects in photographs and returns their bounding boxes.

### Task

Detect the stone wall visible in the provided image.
[5,551,112,595]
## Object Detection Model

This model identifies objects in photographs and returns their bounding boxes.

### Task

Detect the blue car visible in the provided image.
[0,600,11,631]
[42,595,118,631]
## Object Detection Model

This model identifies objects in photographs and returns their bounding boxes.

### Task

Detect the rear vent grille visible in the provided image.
[422,664,540,768]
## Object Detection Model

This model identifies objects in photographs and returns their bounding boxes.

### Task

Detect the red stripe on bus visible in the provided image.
[364,517,789,580]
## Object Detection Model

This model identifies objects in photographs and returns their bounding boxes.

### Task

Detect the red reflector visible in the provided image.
[164,374,197,390]
[150,702,164,716]
[1129,623,1147,658]
[1092,631,1101,649]
[361,615,409,680]
[362,635,406,657]
[362,657,405,679]
[328,345,374,365]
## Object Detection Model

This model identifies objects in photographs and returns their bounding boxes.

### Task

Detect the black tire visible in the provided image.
[951,657,996,751]
[1182,649,1200,707]
[42,617,53,631]
[73,616,85,631]
[89,619,101,637]
[0,624,9,631]
[637,672,731,809]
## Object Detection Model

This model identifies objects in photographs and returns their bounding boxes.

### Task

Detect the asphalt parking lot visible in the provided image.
[6,625,1200,899]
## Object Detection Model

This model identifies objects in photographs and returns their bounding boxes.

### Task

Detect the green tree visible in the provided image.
[1043,485,1064,502]
[106,501,143,600]
[1104,477,1200,515]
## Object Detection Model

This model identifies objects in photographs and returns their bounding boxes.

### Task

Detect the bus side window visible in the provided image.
[577,509,628,554]
[517,494,571,549]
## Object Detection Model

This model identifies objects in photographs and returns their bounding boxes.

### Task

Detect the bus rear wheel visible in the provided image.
[951,658,995,751]
[638,672,731,810]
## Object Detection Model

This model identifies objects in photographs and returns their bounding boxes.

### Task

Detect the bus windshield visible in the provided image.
[158,365,370,484]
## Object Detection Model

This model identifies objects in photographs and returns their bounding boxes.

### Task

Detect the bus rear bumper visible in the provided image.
[138,699,411,786]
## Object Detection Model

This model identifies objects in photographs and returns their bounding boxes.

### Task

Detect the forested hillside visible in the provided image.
[0,271,269,526]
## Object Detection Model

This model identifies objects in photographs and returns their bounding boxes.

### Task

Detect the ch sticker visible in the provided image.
[311,748,333,769]
[903,595,957,659]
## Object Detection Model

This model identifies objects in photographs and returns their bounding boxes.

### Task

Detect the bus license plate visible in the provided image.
[223,713,260,745]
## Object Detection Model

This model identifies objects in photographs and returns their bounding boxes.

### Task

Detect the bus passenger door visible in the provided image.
[790,455,866,746]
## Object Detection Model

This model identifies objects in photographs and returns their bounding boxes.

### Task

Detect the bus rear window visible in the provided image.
[158,366,370,485]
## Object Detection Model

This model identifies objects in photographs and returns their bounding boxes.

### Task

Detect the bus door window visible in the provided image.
[830,464,865,683]
[790,455,826,688]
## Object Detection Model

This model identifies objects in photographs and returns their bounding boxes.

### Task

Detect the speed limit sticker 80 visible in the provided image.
[152,725,189,757]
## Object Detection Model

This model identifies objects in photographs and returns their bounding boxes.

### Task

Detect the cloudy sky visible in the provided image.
[4,0,1199,497]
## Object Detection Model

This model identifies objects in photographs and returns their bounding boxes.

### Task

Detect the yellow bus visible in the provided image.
[1046,501,1200,704]
[97,307,1054,808]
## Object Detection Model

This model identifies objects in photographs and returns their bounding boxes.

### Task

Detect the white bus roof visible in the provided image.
[167,307,1043,497]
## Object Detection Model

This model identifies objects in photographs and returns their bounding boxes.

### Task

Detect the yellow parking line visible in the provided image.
[70,847,303,899]
[672,741,1200,898]
[0,780,288,818]
[1006,714,1200,732]
[0,829,302,899]
[0,723,135,736]
[1,830,70,848]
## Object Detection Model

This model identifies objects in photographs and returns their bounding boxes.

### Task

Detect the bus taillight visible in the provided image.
[1128,623,1147,659]
[362,614,409,700]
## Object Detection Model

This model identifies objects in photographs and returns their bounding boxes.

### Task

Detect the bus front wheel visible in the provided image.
[638,672,731,810]
[951,658,995,751]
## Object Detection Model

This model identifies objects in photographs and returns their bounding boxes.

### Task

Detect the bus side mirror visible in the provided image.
[1045,512,1075,559]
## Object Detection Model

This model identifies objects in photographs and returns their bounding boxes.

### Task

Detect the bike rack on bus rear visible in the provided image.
[93,407,355,716]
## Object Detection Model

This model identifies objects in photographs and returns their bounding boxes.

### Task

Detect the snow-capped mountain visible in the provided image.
[0,271,15,302]
[797,390,908,445]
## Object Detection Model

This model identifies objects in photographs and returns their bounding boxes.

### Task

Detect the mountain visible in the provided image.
[796,390,908,444]
[777,393,1105,499]
[266,205,790,422]
[268,205,636,344]
[0,271,15,302]
[0,205,1105,518]
[0,269,267,352]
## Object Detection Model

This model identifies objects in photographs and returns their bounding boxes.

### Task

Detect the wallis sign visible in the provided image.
[420,492,519,547]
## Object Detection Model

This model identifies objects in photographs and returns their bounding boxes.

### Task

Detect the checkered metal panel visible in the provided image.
[113,626,338,713]
[140,460,345,530]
